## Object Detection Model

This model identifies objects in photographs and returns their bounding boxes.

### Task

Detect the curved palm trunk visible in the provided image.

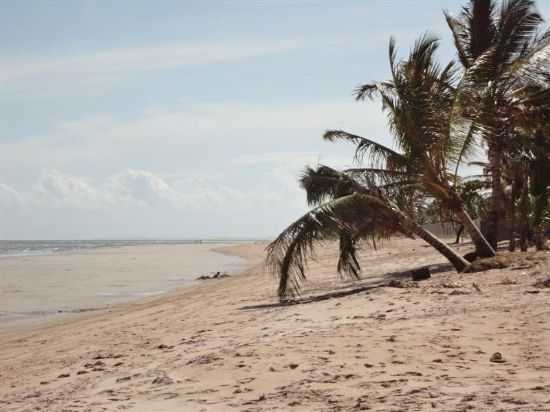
[389,206,470,272]
[408,221,470,272]
[454,207,496,258]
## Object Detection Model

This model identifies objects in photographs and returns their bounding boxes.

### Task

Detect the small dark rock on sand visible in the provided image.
[490,352,506,363]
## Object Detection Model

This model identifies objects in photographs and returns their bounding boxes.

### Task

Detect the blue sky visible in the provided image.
[0,1,548,239]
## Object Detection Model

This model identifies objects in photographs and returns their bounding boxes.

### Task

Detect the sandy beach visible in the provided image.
[1,238,549,411]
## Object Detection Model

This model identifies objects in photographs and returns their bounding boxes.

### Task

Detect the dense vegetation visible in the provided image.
[267,0,550,299]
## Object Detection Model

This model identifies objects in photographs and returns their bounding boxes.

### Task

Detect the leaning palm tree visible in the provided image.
[446,0,550,247]
[327,34,496,257]
[267,165,470,299]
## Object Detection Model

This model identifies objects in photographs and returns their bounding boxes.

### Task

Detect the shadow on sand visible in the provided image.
[240,262,454,310]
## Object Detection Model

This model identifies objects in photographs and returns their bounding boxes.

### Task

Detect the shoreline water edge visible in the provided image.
[0,241,259,329]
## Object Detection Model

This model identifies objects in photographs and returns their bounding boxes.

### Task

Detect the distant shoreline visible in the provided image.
[0,238,263,258]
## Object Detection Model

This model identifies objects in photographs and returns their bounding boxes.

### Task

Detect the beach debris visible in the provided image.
[449,289,470,296]
[92,353,123,360]
[196,271,231,280]
[84,360,105,368]
[152,376,174,385]
[57,373,70,378]
[386,279,418,288]
[186,353,221,365]
[157,344,174,350]
[116,376,132,383]
[440,281,460,289]
[533,277,550,288]
[472,282,482,293]
[489,352,506,363]
[466,256,510,272]
[411,266,431,281]
[288,363,299,369]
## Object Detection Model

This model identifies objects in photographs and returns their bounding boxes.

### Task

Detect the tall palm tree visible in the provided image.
[446,0,549,247]
[530,128,550,249]
[327,34,496,257]
[267,165,470,299]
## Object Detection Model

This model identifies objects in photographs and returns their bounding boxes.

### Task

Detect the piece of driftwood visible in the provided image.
[411,267,431,281]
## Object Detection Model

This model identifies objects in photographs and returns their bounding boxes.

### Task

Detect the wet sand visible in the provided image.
[1,239,550,411]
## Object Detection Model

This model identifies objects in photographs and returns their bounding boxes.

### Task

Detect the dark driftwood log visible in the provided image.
[411,267,431,281]
[463,252,478,262]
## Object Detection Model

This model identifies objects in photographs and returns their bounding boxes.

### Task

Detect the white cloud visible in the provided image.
[0,183,25,210]
[0,165,309,239]
[0,99,390,238]
[34,170,111,210]
[0,99,390,183]
[0,36,351,87]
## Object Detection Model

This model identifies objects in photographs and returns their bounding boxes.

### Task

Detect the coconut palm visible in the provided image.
[446,0,550,247]
[327,34,496,257]
[530,128,550,249]
[266,165,470,299]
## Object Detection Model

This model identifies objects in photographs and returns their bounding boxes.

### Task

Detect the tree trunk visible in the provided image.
[454,224,464,244]
[409,222,470,272]
[509,179,518,252]
[371,195,470,272]
[532,129,548,251]
[486,138,506,249]
[519,182,530,252]
[508,197,517,252]
[454,207,496,258]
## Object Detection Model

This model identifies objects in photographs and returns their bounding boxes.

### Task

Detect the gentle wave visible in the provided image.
[0,239,256,258]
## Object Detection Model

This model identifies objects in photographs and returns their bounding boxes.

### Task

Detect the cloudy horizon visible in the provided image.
[2,1,548,240]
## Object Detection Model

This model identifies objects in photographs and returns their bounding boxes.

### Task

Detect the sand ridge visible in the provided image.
[1,239,550,411]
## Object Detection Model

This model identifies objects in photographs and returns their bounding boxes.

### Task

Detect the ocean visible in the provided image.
[0,239,254,258]
[0,240,253,327]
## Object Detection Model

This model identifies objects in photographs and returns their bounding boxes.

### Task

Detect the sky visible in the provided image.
[1,1,548,240]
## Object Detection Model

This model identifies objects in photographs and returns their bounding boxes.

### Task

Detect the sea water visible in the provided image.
[0,240,251,327]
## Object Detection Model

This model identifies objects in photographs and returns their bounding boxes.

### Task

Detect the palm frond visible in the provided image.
[444,1,497,68]
[445,11,472,67]
[337,231,361,279]
[266,193,402,298]
[300,165,369,207]
[323,130,406,169]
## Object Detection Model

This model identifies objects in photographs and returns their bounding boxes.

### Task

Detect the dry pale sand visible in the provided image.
[1,238,550,411]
